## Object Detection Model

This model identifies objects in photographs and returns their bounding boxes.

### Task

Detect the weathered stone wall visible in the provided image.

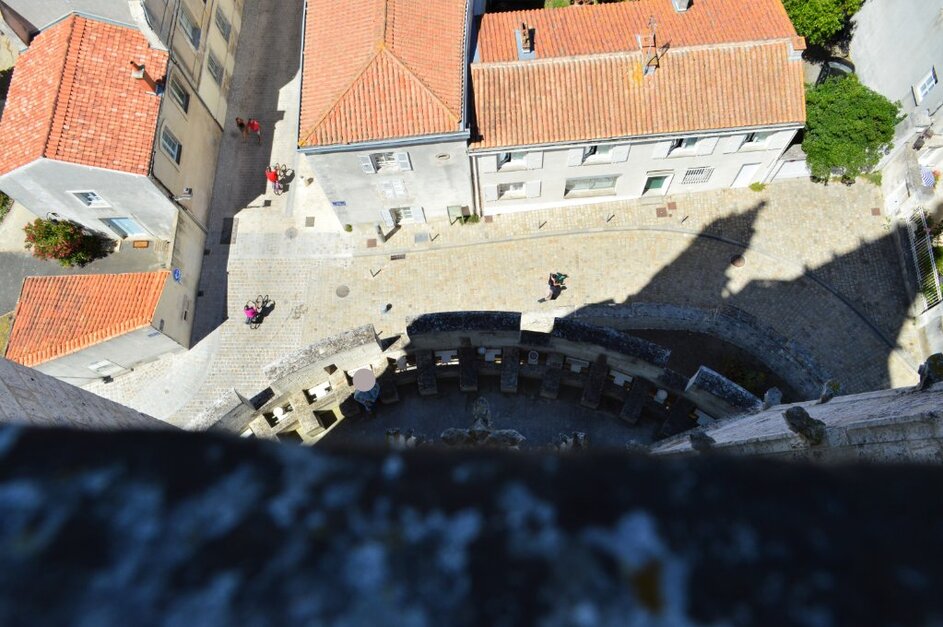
[0,358,168,430]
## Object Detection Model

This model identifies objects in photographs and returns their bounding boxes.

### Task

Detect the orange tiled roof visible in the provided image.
[5,272,169,367]
[299,0,469,147]
[0,16,168,177]
[477,0,798,62]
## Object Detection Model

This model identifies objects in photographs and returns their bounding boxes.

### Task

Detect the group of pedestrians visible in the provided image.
[234,117,262,144]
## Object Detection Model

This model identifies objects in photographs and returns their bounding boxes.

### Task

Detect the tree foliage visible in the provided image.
[802,75,901,181]
[23,218,100,267]
[783,0,862,46]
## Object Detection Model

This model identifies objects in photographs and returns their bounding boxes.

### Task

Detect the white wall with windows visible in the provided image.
[306,138,474,226]
[0,160,179,240]
[474,128,798,214]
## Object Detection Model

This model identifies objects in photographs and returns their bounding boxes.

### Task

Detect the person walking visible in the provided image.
[247,118,262,144]
[539,272,568,303]
[265,166,281,194]
[235,117,248,142]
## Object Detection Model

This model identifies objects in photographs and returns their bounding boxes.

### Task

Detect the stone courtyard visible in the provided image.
[82,0,923,427]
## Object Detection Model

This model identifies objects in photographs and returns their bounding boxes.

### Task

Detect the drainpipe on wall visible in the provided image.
[469,152,482,216]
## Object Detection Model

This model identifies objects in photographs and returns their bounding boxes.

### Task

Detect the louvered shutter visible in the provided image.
[359,155,376,174]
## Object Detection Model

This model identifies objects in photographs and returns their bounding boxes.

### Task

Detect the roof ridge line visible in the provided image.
[383,47,460,123]
[300,46,385,146]
[472,38,798,69]
[43,15,83,160]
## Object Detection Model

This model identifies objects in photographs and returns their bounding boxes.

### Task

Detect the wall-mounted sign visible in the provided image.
[331,201,347,207]
[172,268,182,283]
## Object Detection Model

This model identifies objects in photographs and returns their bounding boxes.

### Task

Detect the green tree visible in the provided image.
[783,0,862,47]
[802,75,901,181]
[23,218,101,267]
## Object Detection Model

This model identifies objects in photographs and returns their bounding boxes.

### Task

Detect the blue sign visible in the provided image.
[331,201,347,207]
[172,268,182,283]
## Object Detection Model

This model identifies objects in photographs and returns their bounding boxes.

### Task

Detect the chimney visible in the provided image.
[129,61,157,94]
[515,22,536,60]
[671,0,691,12]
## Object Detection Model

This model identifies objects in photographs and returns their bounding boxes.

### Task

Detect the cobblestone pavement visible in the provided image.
[82,0,923,425]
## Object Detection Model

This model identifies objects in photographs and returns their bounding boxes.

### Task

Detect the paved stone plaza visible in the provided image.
[82,0,923,426]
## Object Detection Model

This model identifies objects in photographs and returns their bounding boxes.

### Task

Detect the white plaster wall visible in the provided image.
[306,138,474,225]
[851,0,943,119]
[0,159,178,240]
[33,325,184,384]
[155,208,206,348]
[473,128,797,215]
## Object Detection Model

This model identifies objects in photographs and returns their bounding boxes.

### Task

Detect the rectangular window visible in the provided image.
[743,131,772,146]
[168,77,190,113]
[497,182,526,199]
[668,137,698,156]
[206,51,224,86]
[71,191,109,208]
[178,8,201,49]
[681,167,714,184]
[564,175,619,197]
[379,179,408,199]
[87,359,125,377]
[214,7,232,42]
[916,67,938,103]
[370,151,411,173]
[583,145,613,163]
[160,127,182,164]
[498,151,527,169]
[101,217,147,238]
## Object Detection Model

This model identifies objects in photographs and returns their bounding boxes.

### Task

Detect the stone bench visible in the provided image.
[540,352,565,399]
[501,347,520,393]
[581,354,609,409]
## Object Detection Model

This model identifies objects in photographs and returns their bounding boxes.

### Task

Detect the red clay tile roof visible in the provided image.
[477,0,798,62]
[5,272,169,367]
[299,0,469,147]
[471,42,806,149]
[0,16,168,177]
[471,0,805,150]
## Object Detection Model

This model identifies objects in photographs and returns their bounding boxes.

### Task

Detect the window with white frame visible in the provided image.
[497,182,526,199]
[206,51,224,86]
[160,127,182,164]
[379,179,408,199]
[71,191,109,208]
[583,145,613,163]
[668,137,698,156]
[498,151,527,169]
[681,167,714,184]
[743,131,773,146]
[178,8,201,49]
[915,67,938,103]
[168,77,190,113]
[564,175,619,197]
[214,7,232,42]
[363,151,411,174]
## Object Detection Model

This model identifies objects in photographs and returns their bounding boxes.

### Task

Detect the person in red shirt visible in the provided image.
[265,166,281,194]
[247,118,262,144]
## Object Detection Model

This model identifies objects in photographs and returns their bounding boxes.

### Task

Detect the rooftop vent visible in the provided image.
[129,61,158,94]
[515,22,535,61]
[671,0,691,12]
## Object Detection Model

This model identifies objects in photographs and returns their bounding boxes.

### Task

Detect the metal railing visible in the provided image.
[906,207,943,310]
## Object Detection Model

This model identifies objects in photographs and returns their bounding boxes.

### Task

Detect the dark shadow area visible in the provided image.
[190,0,304,344]
[563,203,919,398]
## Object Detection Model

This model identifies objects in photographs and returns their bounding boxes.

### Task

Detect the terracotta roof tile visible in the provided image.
[0,16,168,177]
[299,0,468,147]
[471,42,806,149]
[478,0,797,62]
[5,272,169,367]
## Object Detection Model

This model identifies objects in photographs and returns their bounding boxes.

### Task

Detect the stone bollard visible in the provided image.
[783,406,827,446]
[818,379,842,404]
[689,431,716,453]
[916,353,943,391]
[762,387,783,410]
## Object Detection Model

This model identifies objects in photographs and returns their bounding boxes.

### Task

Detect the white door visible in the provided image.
[731,163,761,188]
